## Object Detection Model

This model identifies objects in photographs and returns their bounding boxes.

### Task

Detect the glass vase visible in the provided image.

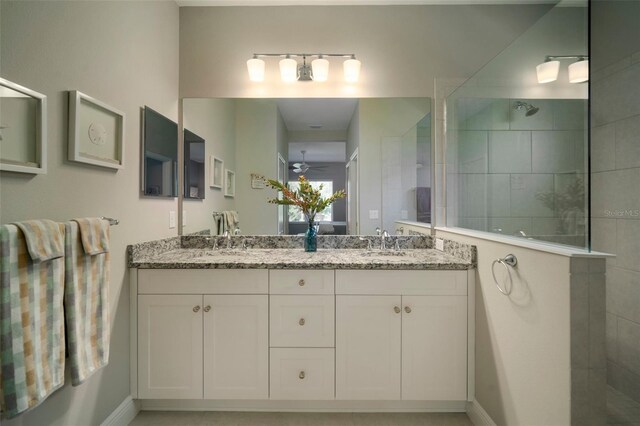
[305,219,317,252]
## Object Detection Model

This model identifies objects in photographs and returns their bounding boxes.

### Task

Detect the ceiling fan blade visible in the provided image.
[292,162,304,168]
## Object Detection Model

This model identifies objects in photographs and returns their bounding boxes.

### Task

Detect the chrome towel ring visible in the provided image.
[491,254,517,295]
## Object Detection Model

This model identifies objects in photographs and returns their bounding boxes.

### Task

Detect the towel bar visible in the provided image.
[100,217,119,226]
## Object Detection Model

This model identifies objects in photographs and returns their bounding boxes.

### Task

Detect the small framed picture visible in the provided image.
[0,78,47,174]
[224,169,235,197]
[68,90,125,169]
[209,156,223,188]
[189,186,199,198]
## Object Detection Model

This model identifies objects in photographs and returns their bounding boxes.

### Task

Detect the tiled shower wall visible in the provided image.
[591,49,640,403]
[446,98,587,247]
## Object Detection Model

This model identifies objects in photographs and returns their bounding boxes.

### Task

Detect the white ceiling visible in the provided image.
[289,142,347,163]
[277,98,358,131]
[177,0,561,6]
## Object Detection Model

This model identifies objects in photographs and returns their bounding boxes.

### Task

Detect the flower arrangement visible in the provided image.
[266,175,346,223]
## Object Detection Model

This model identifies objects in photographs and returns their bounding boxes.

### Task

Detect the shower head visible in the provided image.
[514,101,540,117]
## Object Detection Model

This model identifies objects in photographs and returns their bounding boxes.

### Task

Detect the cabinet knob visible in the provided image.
[203,305,211,313]
[299,371,305,380]
[299,318,305,326]
[193,306,201,313]
[298,279,305,287]
[394,306,401,314]
[404,306,412,314]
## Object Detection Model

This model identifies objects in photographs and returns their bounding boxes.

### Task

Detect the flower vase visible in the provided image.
[305,219,317,252]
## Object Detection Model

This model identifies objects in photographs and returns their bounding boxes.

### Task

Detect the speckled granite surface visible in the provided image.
[129,248,472,270]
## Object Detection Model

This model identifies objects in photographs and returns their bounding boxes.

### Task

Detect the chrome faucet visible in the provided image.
[223,230,232,249]
[380,230,390,250]
[359,236,373,250]
[375,227,381,236]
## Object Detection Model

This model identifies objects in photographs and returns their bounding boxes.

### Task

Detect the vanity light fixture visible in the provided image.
[536,55,589,84]
[247,53,361,83]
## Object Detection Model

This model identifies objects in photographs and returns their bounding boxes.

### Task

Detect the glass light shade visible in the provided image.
[246,58,265,82]
[536,60,560,84]
[343,58,361,83]
[568,60,589,83]
[279,58,298,83]
[311,58,329,82]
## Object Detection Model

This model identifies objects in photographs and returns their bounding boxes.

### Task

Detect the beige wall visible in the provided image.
[183,98,237,234]
[591,0,640,404]
[179,4,552,99]
[0,1,179,425]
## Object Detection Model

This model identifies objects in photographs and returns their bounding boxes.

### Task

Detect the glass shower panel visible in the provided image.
[445,3,589,249]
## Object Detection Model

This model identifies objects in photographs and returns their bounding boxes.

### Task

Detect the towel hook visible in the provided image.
[491,254,517,295]
[100,217,119,226]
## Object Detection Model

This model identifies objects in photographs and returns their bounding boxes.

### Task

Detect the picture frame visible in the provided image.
[224,169,235,197]
[209,156,224,188]
[68,90,125,169]
[0,78,47,174]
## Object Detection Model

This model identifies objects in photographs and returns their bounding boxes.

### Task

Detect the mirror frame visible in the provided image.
[0,77,47,174]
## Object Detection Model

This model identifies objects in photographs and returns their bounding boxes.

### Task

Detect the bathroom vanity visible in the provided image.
[128,235,476,412]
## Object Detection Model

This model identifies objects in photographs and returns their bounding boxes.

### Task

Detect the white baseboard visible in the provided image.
[101,396,140,426]
[466,399,496,426]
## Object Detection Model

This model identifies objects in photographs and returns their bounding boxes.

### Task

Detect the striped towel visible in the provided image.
[64,221,110,386]
[73,218,109,255]
[13,220,64,262]
[0,224,66,418]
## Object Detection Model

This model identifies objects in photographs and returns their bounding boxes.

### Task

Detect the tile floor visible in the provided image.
[608,386,640,425]
[129,411,473,426]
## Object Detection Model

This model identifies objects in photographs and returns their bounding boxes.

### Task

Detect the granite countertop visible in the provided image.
[129,247,473,270]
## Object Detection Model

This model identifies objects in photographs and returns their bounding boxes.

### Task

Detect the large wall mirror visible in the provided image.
[180,98,432,236]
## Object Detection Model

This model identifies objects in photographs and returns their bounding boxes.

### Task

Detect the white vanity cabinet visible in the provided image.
[135,269,269,400]
[132,266,473,408]
[335,270,469,401]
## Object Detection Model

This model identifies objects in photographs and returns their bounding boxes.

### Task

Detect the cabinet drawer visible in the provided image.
[270,270,334,295]
[270,348,335,400]
[270,295,335,347]
[335,270,467,296]
[138,269,268,294]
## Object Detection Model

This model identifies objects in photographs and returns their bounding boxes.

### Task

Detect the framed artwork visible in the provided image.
[209,156,223,188]
[224,169,235,197]
[0,78,47,174]
[68,90,125,169]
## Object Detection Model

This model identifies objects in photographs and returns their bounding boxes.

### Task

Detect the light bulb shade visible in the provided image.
[343,58,361,83]
[568,60,589,83]
[246,58,265,82]
[279,58,298,83]
[311,58,329,82]
[536,60,560,84]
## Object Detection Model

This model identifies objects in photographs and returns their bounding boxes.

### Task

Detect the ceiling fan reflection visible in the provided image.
[290,150,328,174]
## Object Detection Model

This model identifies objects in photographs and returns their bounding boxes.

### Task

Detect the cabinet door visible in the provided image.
[402,295,467,400]
[336,295,401,400]
[138,295,203,399]
[203,295,268,399]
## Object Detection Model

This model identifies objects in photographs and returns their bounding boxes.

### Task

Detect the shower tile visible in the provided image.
[616,220,640,271]
[591,218,617,261]
[459,174,486,217]
[488,131,531,173]
[607,313,618,362]
[591,123,616,172]
[531,218,562,236]
[615,114,640,170]
[553,100,586,130]
[458,98,510,131]
[571,284,589,369]
[607,266,640,325]
[618,318,640,375]
[532,130,585,173]
[591,168,640,219]
[592,63,640,126]
[458,131,488,173]
[486,174,510,217]
[589,273,607,369]
[509,99,553,130]
[510,174,554,217]
[608,360,640,404]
